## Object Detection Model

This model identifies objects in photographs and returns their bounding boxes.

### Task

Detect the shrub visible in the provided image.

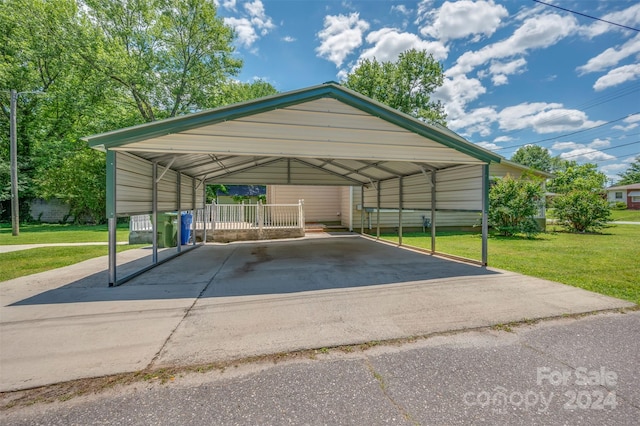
[488,175,544,237]
[612,201,627,210]
[553,190,611,232]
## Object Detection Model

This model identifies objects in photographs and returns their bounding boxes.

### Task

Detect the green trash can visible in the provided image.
[156,213,177,248]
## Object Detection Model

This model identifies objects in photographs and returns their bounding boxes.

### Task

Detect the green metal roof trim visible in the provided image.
[83,82,501,164]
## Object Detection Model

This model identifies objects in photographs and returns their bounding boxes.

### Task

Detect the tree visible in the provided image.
[1,0,277,223]
[617,156,640,185]
[547,163,607,194]
[511,145,552,172]
[488,174,544,237]
[553,190,611,233]
[78,0,243,122]
[342,49,446,125]
[548,163,611,232]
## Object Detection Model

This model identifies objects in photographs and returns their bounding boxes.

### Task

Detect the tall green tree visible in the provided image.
[511,145,552,172]
[342,49,446,125]
[1,0,276,223]
[617,156,640,185]
[79,0,243,122]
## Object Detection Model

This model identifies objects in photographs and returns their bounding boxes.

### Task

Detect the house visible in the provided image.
[606,183,640,210]
[268,159,551,232]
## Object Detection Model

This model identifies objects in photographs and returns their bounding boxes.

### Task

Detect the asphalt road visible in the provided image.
[2,310,638,425]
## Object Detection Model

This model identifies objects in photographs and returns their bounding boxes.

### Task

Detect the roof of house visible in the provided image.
[606,183,640,191]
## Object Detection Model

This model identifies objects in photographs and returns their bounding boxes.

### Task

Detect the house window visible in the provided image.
[615,191,623,199]
[633,196,640,203]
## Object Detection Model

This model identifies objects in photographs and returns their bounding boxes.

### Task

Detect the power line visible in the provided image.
[559,139,640,160]
[494,113,639,151]
[533,0,640,32]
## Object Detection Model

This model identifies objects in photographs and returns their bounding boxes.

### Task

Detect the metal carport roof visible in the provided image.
[85,82,500,186]
[84,82,501,286]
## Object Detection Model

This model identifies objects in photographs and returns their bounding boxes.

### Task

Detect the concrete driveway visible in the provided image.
[0,234,634,392]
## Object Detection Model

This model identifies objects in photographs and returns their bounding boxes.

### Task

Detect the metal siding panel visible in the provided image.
[115,152,153,215]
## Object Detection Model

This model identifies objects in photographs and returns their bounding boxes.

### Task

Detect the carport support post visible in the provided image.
[398,177,403,246]
[360,185,364,234]
[376,181,381,239]
[192,178,196,246]
[176,173,181,254]
[152,162,158,264]
[431,170,436,254]
[482,164,489,266]
[106,150,117,286]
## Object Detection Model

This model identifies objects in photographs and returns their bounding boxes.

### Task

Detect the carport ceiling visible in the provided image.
[85,82,501,185]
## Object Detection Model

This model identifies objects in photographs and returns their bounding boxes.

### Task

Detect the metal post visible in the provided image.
[360,185,364,234]
[192,178,196,246]
[152,162,158,264]
[431,170,436,254]
[398,177,403,246]
[106,150,117,286]
[348,186,353,232]
[9,89,18,236]
[482,164,489,266]
[176,173,181,253]
[202,182,208,243]
[376,181,381,239]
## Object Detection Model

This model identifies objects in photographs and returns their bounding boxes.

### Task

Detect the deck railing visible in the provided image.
[211,200,304,230]
[128,200,305,232]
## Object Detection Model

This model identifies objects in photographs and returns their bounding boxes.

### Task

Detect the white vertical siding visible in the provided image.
[268,185,342,222]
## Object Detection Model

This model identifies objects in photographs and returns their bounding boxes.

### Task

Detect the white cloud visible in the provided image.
[223,0,275,48]
[594,64,640,91]
[589,138,611,149]
[282,36,296,43]
[244,0,275,35]
[419,0,508,41]
[577,33,640,75]
[492,74,508,86]
[494,136,513,143]
[580,3,640,38]
[224,17,258,48]
[448,106,497,137]
[476,141,500,150]
[613,113,640,131]
[433,74,487,118]
[600,163,629,174]
[391,5,411,16]
[552,141,580,151]
[552,139,614,162]
[215,0,237,11]
[448,13,577,77]
[489,57,527,76]
[359,28,449,63]
[559,148,615,162]
[316,13,369,67]
[498,102,605,134]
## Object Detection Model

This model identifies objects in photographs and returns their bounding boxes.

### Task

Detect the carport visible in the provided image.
[83,82,501,286]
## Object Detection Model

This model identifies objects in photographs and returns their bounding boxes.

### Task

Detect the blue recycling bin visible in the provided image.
[180,213,193,245]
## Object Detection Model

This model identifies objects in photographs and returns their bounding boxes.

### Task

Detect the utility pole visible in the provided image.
[10,89,19,236]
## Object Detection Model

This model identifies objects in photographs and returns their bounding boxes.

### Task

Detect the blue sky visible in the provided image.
[215,0,640,183]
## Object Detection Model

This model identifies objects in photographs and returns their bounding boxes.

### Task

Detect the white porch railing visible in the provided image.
[211,200,304,230]
[128,200,305,232]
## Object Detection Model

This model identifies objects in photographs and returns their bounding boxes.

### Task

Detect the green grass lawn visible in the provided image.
[382,225,640,305]
[0,223,129,245]
[0,223,138,282]
[0,245,144,282]
[610,209,640,222]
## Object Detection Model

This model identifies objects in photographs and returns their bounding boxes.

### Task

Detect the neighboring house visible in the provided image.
[606,183,640,210]
[268,160,551,232]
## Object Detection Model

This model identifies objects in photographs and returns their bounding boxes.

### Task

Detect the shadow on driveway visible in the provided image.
[9,235,499,305]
